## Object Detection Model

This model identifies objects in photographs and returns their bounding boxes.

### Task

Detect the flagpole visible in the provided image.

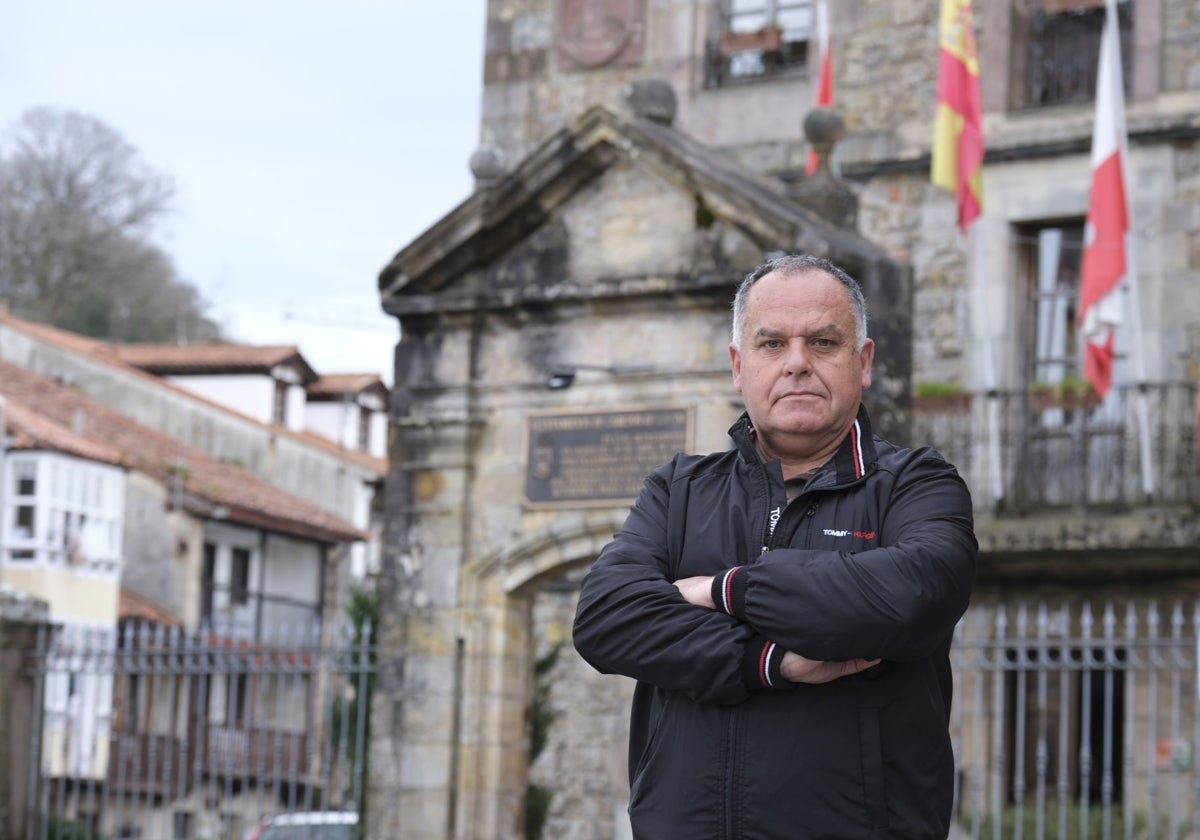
[970,221,1006,504]
[1106,0,1155,498]
[1125,188,1155,499]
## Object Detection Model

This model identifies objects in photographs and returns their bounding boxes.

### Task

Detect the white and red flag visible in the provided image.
[1077,0,1130,398]
[805,0,832,176]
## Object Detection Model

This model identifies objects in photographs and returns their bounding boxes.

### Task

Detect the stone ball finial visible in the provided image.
[790,105,857,229]
[469,146,506,189]
[624,77,677,125]
[804,106,845,147]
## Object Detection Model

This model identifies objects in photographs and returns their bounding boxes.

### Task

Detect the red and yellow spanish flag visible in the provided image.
[931,0,984,231]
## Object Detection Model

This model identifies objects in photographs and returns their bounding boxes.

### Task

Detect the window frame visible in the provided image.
[706,0,816,88]
[2,452,123,570]
[1008,0,1133,111]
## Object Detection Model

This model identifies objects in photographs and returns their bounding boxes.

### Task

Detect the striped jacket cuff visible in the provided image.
[710,565,747,619]
[741,635,787,690]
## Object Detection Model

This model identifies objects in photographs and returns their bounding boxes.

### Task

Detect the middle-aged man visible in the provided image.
[573,254,978,839]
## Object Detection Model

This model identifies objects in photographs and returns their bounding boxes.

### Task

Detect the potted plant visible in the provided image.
[912,381,972,414]
[1027,374,1101,411]
[719,24,784,55]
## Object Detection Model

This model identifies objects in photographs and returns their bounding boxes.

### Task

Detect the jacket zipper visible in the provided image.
[757,460,774,556]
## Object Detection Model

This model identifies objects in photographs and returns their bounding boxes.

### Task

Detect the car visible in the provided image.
[243,811,359,840]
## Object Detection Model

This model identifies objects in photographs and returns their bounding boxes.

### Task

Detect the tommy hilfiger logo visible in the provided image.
[768,506,782,537]
[824,528,877,539]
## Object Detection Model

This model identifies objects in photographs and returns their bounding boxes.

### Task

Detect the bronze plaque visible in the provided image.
[524,407,692,507]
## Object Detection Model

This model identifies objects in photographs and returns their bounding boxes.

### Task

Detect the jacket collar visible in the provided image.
[729,404,878,484]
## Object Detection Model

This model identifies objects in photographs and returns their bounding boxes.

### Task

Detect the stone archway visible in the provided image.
[452,521,629,839]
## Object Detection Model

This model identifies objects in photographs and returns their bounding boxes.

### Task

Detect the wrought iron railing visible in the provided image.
[1018,1,1132,109]
[200,583,322,642]
[23,620,374,840]
[910,381,1200,514]
[951,599,1199,838]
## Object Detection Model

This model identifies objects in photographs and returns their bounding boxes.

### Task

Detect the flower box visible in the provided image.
[1028,383,1101,412]
[912,392,972,414]
[719,26,784,55]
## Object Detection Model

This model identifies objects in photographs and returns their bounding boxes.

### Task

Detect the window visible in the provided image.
[200,530,259,638]
[1021,223,1086,388]
[201,543,217,623]
[7,460,37,561]
[706,0,814,88]
[273,379,288,425]
[230,547,251,606]
[1010,0,1132,109]
[357,407,372,452]
[1014,221,1128,509]
[3,454,121,568]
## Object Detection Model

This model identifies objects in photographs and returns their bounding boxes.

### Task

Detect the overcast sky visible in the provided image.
[0,1,491,384]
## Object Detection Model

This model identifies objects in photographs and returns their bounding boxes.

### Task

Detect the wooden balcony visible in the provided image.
[107,733,192,796]
[204,724,310,779]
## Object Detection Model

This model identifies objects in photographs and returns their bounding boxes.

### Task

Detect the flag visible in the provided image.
[931,0,983,231]
[805,0,832,176]
[1077,0,1129,398]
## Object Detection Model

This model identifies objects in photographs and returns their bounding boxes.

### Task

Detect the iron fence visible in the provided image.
[22,618,374,840]
[951,599,1200,839]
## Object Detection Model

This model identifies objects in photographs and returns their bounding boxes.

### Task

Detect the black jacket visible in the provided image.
[573,407,977,839]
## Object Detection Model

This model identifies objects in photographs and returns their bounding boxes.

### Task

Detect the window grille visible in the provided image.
[705,0,814,88]
[1011,0,1132,109]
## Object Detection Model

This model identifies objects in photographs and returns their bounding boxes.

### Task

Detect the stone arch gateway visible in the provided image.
[371,96,910,839]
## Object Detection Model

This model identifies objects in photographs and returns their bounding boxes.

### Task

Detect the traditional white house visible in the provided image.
[112,343,317,434]
[0,311,388,581]
[304,373,390,460]
[0,359,368,837]
[0,393,127,786]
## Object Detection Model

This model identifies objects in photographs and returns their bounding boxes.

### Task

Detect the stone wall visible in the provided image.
[529,579,633,840]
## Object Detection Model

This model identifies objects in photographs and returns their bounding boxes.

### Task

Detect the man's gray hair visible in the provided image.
[730,254,869,350]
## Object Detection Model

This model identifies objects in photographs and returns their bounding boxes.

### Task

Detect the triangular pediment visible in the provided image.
[379,104,888,318]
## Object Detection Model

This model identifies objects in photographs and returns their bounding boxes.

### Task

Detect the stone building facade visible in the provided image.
[373,1,1200,838]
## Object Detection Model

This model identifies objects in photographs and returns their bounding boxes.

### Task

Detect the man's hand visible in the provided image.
[673,575,715,609]
[780,651,880,684]
[674,576,878,685]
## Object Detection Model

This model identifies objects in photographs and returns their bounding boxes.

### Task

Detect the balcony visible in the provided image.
[108,732,191,796]
[200,584,322,643]
[909,381,1200,514]
[204,724,310,779]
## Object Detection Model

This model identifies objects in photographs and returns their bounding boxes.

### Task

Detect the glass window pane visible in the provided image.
[16,505,35,536]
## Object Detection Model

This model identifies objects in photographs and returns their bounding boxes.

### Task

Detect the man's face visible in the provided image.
[730,269,874,455]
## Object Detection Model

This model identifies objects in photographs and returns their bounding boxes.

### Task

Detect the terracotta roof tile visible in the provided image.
[0,310,387,478]
[0,359,366,544]
[114,342,316,381]
[3,399,126,466]
[119,588,181,627]
[307,373,390,398]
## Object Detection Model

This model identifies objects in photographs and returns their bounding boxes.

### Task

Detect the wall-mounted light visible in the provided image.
[545,371,576,390]
[544,363,654,390]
